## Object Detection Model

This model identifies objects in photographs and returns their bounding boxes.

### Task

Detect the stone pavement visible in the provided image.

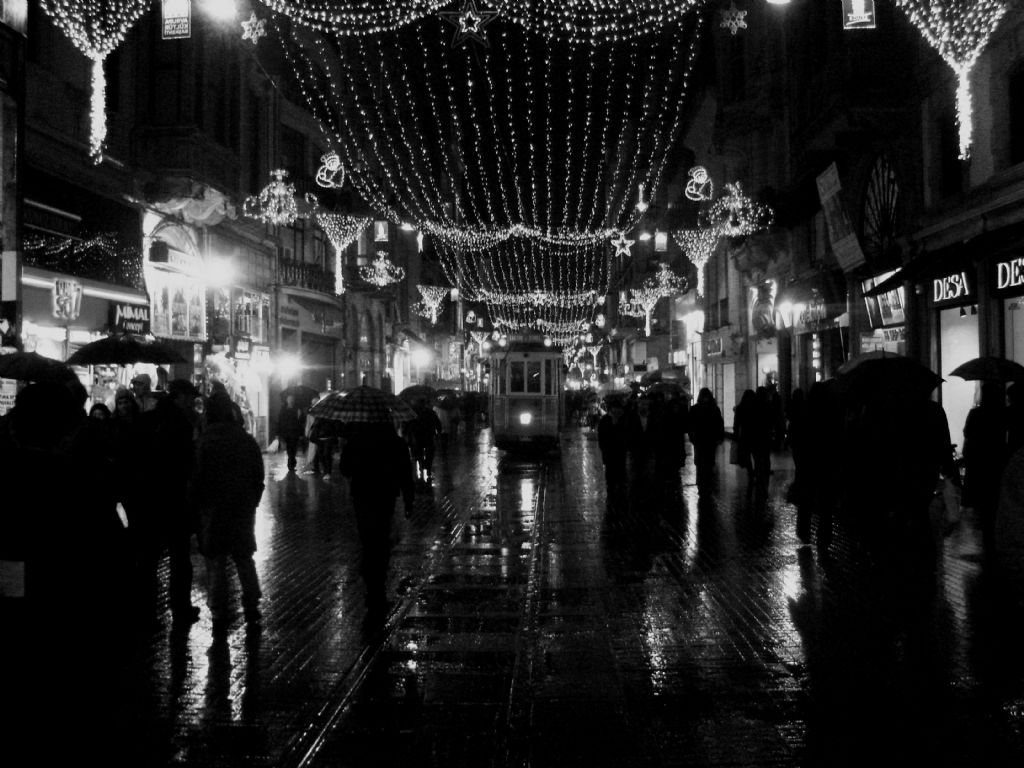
[110,426,1024,767]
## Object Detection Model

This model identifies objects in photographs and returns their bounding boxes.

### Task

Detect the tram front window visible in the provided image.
[527,361,541,393]
[510,361,526,392]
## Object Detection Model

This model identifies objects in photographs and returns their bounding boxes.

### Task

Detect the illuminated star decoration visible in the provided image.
[241,12,267,45]
[440,0,500,48]
[720,1,747,36]
[611,232,635,258]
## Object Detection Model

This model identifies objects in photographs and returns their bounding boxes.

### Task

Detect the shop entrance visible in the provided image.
[939,306,980,450]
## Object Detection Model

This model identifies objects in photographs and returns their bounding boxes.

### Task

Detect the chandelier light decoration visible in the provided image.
[673,227,721,296]
[893,0,1008,159]
[243,169,301,226]
[317,213,370,295]
[359,252,405,287]
[414,285,451,324]
[39,0,152,162]
[703,182,773,238]
[276,7,708,279]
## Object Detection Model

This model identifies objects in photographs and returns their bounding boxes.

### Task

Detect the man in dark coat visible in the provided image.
[193,392,265,629]
[597,397,629,489]
[277,393,305,472]
[340,421,415,618]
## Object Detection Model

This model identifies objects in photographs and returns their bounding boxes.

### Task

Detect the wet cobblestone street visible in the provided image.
[115,426,1024,767]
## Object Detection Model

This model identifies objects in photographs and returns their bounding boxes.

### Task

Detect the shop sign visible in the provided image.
[233,337,251,360]
[52,278,83,321]
[932,271,972,305]
[842,0,875,30]
[110,302,151,335]
[996,256,1024,294]
[704,337,723,357]
[0,376,16,416]
[161,0,191,40]
[149,240,203,276]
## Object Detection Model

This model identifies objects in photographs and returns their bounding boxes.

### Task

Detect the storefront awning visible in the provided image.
[863,247,971,297]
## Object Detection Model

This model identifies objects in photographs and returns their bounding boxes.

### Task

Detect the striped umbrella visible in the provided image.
[309,385,417,424]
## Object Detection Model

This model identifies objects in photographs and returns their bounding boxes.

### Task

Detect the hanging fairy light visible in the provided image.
[893,0,1008,159]
[703,182,773,238]
[414,285,451,324]
[39,0,151,162]
[636,183,650,214]
[317,213,370,295]
[243,169,301,226]
[359,251,405,287]
[672,228,721,296]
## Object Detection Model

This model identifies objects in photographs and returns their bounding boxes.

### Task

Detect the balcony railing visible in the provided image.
[279,258,335,295]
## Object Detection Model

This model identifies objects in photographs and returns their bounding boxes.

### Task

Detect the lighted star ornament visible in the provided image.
[611,232,635,258]
[720,1,747,36]
[241,12,266,45]
[440,0,499,47]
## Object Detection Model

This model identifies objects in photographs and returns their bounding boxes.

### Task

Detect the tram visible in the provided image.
[487,334,564,452]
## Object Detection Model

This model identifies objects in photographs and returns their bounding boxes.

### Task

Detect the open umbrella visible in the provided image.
[398,384,438,403]
[66,334,187,366]
[647,380,691,400]
[309,385,418,424]
[0,351,75,382]
[949,356,1024,382]
[280,384,320,408]
[837,353,942,398]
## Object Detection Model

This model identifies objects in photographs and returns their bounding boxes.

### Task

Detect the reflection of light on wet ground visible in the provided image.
[682,486,700,572]
[641,610,670,693]
[519,478,535,512]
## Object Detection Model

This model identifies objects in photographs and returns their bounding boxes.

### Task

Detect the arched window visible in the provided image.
[862,155,899,261]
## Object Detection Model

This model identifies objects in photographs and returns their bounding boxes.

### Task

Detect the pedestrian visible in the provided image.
[130,372,160,412]
[89,402,111,420]
[653,395,688,486]
[277,393,305,472]
[688,387,725,484]
[597,397,629,489]
[786,388,810,507]
[410,399,442,484]
[1007,382,1024,456]
[732,390,760,483]
[625,395,658,484]
[110,386,150,583]
[145,379,202,624]
[434,397,454,451]
[962,380,1008,554]
[339,420,415,618]
[192,392,265,630]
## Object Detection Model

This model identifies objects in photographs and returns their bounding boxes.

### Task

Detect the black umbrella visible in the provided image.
[949,356,1024,383]
[398,384,438,403]
[838,353,942,399]
[280,384,320,408]
[0,351,75,382]
[66,334,187,366]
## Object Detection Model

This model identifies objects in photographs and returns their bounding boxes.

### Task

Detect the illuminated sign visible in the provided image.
[52,278,82,321]
[110,302,151,335]
[842,0,876,30]
[162,0,191,40]
[149,240,203,276]
[997,257,1024,292]
[932,271,972,304]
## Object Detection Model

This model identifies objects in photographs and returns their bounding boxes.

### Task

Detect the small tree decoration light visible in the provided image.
[39,0,151,163]
[317,213,370,295]
[673,228,721,296]
[622,264,687,337]
[893,0,1008,160]
[360,252,405,287]
[244,170,300,226]
[704,182,773,238]
[414,285,450,324]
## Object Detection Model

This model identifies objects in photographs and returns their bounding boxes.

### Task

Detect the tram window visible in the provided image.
[527,361,541,393]
[544,359,553,394]
[510,361,526,392]
[497,360,508,394]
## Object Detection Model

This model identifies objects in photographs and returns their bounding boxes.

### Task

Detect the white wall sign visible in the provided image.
[842,0,876,30]
[161,0,191,40]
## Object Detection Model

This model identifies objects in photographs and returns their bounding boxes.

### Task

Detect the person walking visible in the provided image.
[277,393,305,472]
[688,387,725,484]
[339,420,415,618]
[410,399,442,485]
[130,372,160,413]
[625,396,658,486]
[192,392,265,630]
[732,390,760,483]
[962,380,1008,554]
[597,397,629,490]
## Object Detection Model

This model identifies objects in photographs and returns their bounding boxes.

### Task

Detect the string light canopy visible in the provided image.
[893,0,1008,159]
[260,0,449,35]
[672,227,721,296]
[414,285,451,324]
[39,0,152,162]
[316,213,370,295]
[359,251,405,287]
[703,182,773,238]
[277,8,708,273]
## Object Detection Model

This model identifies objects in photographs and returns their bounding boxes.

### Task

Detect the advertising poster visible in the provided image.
[151,275,205,341]
[816,163,866,272]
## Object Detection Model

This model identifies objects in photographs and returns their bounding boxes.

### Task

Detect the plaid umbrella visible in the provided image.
[309,385,417,424]
[0,351,76,382]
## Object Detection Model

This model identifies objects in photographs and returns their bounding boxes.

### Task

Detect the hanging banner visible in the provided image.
[842,0,876,30]
[161,0,191,40]
[816,163,866,272]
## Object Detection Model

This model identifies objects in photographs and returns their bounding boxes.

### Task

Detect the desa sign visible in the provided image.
[932,271,972,304]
